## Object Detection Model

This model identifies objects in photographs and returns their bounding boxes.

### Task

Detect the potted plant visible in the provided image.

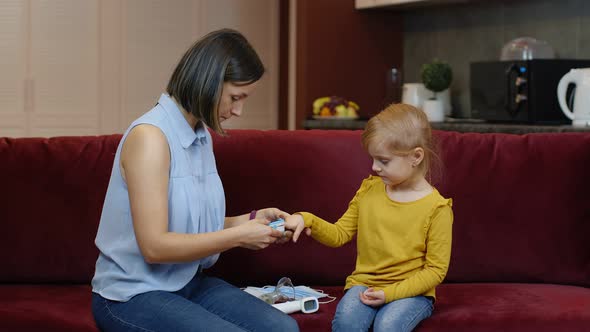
[420,59,453,122]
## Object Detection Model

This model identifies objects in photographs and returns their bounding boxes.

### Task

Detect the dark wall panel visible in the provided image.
[295,0,403,128]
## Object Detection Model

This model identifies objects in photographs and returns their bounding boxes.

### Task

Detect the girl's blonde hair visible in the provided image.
[361,103,438,176]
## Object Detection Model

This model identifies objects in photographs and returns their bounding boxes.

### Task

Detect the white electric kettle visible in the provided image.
[557,68,590,126]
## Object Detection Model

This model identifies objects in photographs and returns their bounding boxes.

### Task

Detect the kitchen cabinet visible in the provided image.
[0,0,26,137]
[0,0,279,137]
[0,0,100,137]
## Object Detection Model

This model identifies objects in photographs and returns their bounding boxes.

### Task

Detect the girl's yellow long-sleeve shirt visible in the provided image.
[299,176,453,303]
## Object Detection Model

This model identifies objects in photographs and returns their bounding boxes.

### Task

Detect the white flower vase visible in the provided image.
[423,99,445,122]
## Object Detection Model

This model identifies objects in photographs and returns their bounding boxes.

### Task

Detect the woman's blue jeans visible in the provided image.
[92,272,299,332]
[332,286,433,332]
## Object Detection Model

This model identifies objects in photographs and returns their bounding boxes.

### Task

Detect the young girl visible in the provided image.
[286,103,453,332]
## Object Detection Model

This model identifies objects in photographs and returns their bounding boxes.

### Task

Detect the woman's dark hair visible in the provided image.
[166,28,265,134]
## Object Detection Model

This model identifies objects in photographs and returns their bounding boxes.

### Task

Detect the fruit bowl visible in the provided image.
[312,96,359,119]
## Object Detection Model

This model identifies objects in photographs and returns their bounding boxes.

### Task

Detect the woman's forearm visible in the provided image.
[224,213,250,229]
[141,227,245,264]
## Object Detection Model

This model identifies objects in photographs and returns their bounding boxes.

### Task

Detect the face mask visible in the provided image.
[258,277,296,304]
[244,285,329,300]
[243,277,335,304]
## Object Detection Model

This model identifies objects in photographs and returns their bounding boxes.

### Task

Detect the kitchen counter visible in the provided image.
[303,119,368,130]
[303,119,590,134]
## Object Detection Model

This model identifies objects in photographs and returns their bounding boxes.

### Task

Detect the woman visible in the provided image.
[91,29,299,332]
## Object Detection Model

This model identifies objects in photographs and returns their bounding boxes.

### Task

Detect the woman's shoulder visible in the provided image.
[123,104,170,147]
[122,124,169,165]
[128,104,167,129]
[127,124,167,143]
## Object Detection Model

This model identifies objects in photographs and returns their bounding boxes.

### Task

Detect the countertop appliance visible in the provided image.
[557,68,590,126]
[470,59,590,124]
[500,37,555,61]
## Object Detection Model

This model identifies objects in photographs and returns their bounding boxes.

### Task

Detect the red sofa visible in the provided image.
[1,129,589,332]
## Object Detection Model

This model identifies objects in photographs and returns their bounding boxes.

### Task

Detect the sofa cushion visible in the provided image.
[2,283,588,332]
[419,283,590,332]
[0,285,96,332]
[304,283,590,332]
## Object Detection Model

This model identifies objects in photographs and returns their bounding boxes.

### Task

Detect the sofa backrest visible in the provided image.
[434,131,590,287]
[208,130,590,288]
[0,135,121,283]
[208,130,371,287]
[1,130,589,288]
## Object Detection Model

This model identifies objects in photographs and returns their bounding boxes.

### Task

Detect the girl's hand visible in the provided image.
[238,218,283,250]
[284,214,310,243]
[359,288,385,307]
[255,207,290,221]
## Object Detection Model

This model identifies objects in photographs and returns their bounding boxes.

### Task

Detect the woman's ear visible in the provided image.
[412,147,424,167]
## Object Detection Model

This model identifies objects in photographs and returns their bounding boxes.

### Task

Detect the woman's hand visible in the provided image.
[253,208,294,244]
[359,288,385,307]
[284,214,310,243]
[237,218,283,250]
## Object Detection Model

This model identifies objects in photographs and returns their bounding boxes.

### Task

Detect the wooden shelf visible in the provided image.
[355,0,469,10]
[303,119,590,134]
[303,119,368,130]
[430,122,590,134]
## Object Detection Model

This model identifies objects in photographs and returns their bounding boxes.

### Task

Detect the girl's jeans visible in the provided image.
[332,285,433,332]
[92,273,299,332]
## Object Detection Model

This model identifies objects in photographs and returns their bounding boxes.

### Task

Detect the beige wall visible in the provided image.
[0,0,279,137]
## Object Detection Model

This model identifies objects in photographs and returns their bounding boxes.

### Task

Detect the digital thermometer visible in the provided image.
[272,297,319,314]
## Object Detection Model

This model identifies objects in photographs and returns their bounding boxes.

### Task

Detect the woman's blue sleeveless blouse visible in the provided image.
[92,94,225,301]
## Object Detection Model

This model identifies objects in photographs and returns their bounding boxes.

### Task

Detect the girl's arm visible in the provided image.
[224,208,290,229]
[296,208,359,247]
[285,198,361,247]
[382,204,453,303]
[286,177,374,246]
[122,125,283,263]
